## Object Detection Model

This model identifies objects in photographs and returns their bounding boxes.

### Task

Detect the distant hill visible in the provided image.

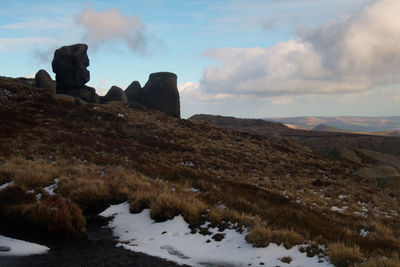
[312,124,348,133]
[265,116,400,132]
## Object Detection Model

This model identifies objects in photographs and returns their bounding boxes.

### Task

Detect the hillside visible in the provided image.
[0,77,399,266]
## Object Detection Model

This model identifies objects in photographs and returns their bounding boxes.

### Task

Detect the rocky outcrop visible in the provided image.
[52,44,98,103]
[125,81,142,102]
[102,86,128,103]
[35,69,56,94]
[124,73,180,118]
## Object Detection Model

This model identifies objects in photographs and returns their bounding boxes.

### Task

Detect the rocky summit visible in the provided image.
[49,44,180,117]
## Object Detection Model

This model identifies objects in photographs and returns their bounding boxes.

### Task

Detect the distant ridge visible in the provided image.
[265,116,400,132]
[312,124,348,133]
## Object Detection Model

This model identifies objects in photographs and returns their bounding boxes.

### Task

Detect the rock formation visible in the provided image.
[141,72,180,118]
[35,69,56,94]
[51,44,98,103]
[102,86,128,103]
[125,81,142,102]
[127,72,180,118]
[50,44,180,114]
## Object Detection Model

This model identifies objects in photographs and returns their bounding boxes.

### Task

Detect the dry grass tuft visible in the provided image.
[329,242,363,267]
[19,195,86,234]
[246,223,272,247]
[360,254,400,267]
[129,191,156,213]
[209,206,256,229]
[150,192,207,225]
[280,256,293,264]
[246,224,303,249]
[0,157,59,188]
[57,177,110,213]
[270,229,304,249]
[0,185,85,235]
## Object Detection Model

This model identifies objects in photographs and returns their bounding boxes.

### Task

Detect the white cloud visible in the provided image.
[179,81,233,101]
[199,0,400,98]
[76,8,161,54]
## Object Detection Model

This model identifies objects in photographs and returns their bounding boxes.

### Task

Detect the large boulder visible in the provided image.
[140,72,180,118]
[35,69,56,94]
[125,81,142,102]
[102,86,127,103]
[52,44,89,89]
[51,44,97,103]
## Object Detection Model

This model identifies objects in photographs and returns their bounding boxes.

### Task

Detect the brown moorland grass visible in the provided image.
[329,242,363,267]
[0,76,399,264]
[0,157,59,188]
[0,185,85,236]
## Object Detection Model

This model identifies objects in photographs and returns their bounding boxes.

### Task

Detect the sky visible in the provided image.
[0,0,399,119]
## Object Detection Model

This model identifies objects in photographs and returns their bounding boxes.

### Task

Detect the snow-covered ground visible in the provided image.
[100,202,332,267]
[0,235,49,256]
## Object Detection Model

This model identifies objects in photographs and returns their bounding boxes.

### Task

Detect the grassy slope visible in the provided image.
[0,77,399,265]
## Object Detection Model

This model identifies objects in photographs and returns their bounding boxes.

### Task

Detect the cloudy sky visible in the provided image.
[1,0,399,118]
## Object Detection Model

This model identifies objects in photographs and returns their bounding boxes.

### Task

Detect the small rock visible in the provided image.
[103,86,128,103]
[35,69,56,94]
[0,245,11,252]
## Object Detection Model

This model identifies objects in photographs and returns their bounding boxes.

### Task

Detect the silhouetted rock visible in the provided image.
[51,44,98,103]
[52,44,90,89]
[35,69,56,94]
[141,72,180,118]
[103,86,128,103]
[64,85,98,103]
[125,81,142,102]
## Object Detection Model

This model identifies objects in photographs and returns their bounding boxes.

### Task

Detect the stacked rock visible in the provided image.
[52,44,98,103]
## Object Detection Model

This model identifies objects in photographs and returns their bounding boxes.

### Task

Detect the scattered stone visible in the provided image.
[103,86,128,103]
[0,245,11,252]
[35,69,56,94]
[51,94,76,103]
[212,233,226,241]
[75,97,88,106]
[280,256,293,264]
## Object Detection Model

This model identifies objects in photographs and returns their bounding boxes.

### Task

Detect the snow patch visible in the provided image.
[0,235,49,256]
[331,206,348,213]
[0,181,14,191]
[360,229,369,237]
[44,178,59,195]
[100,202,332,267]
